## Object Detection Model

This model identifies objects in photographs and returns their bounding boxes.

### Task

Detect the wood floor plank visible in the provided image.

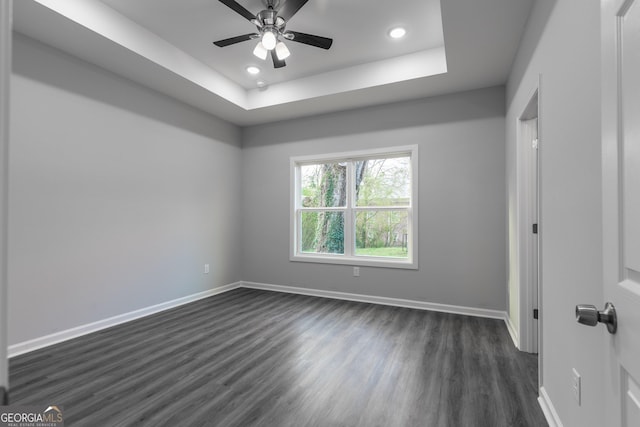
[9,288,547,426]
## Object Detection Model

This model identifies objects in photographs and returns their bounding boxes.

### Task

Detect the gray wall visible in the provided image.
[506,0,604,424]
[8,35,243,345]
[8,37,508,346]
[242,87,507,310]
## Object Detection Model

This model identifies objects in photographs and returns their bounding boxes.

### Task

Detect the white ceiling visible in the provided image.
[101,0,446,89]
[12,0,533,126]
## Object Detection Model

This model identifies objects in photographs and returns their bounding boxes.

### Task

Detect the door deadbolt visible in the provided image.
[575,302,617,334]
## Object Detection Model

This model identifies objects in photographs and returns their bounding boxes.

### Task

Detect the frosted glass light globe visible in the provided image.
[275,42,290,60]
[253,42,268,60]
[261,30,277,50]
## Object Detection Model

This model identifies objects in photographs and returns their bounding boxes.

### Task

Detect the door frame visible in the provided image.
[516,78,542,361]
[0,0,11,405]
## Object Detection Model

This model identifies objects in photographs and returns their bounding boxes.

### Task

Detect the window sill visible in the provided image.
[290,254,418,270]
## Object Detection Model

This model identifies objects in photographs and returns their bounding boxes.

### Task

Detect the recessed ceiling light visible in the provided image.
[389,27,407,39]
[246,66,261,75]
[257,80,267,88]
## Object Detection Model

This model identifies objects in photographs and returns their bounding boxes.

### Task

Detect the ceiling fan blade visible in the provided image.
[271,49,286,68]
[218,0,256,21]
[286,31,333,49]
[277,0,310,21]
[213,33,259,47]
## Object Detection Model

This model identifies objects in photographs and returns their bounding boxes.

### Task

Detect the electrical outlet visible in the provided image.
[353,267,360,277]
[204,264,210,274]
[572,368,581,405]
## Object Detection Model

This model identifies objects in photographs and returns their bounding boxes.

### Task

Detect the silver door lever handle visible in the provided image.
[575,302,617,334]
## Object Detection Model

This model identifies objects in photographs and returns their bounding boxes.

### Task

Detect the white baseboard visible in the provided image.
[241,281,508,320]
[10,280,511,358]
[538,386,563,427]
[504,313,520,348]
[8,282,242,358]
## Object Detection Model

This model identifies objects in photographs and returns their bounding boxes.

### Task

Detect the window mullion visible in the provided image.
[344,160,354,257]
[294,164,301,256]
[299,207,347,212]
[296,209,302,256]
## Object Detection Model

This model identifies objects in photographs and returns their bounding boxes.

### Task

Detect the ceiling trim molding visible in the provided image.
[247,47,447,109]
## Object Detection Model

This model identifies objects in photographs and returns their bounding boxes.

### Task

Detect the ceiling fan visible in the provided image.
[213,0,333,69]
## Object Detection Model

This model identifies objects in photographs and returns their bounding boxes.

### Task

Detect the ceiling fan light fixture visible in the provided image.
[389,27,407,39]
[261,30,277,50]
[213,0,334,69]
[253,42,269,60]
[275,42,291,60]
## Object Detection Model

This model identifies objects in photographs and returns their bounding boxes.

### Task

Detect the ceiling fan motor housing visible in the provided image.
[257,9,286,29]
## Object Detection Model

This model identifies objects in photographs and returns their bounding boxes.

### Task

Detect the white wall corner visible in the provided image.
[504,312,520,348]
[538,386,564,427]
[8,281,243,358]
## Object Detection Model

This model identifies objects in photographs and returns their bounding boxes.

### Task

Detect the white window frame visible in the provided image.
[290,145,418,269]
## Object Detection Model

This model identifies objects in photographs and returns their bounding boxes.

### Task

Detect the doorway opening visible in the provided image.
[518,87,540,369]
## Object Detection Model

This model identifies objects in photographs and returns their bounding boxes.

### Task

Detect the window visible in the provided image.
[291,145,418,269]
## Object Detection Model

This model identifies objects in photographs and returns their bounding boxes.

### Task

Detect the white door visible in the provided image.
[601,0,640,424]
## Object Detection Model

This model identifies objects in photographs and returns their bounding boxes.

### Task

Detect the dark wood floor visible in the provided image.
[9,288,547,427]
